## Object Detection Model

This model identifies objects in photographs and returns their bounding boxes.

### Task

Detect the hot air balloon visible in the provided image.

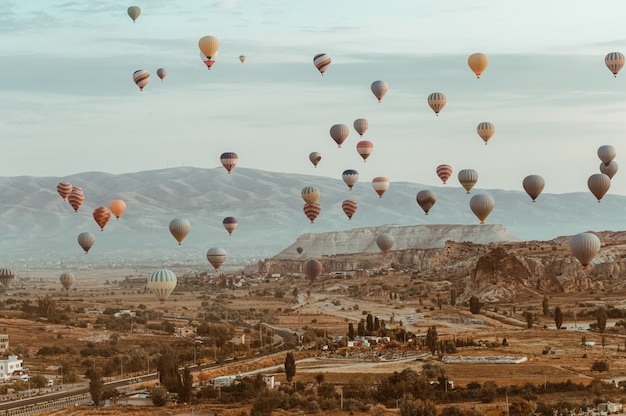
[353,119,368,137]
[522,175,545,202]
[330,124,349,148]
[476,122,495,145]
[427,92,446,116]
[342,199,358,220]
[372,177,389,198]
[133,70,150,91]
[199,50,218,69]
[469,194,494,224]
[57,182,72,200]
[109,200,126,219]
[598,145,616,166]
[198,35,219,59]
[301,186,320,205]
[304,259,323,280]
[371,80,388,103]
[223,216,238,236]
[600,160,618,179]
[156,68,167,80]
[356,140,374,162]
[458,169,478,193]
[605,52,624,77]
[296,247,303,254]
[416,190,437,215]
[206,247,227,271]
[68,187,84,212]
[93,206,111,231]
[169,218,190,245]
[127,6,141,22]
[239,55,246,63]
[342,169,359,190]
[376,233,394,254]
[569,232,601,268]
[220,152,238,174]
[59,272,75,293]
[436,164,453,184]
[0,268,15,288]
[588,173,611,202]
[313,53,331,75]
[77,232,95,254]
[309,152,322,168]
[304,203,321,223]
[468,52,489,78]
[147,269,177,303]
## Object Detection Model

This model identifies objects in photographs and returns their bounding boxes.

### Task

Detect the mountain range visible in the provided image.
[0,166,624,271]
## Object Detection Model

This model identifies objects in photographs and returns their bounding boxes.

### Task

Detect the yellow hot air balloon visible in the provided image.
[198,36,219,59]
[127,6,141,23]
[605,52,624,77]
[169,218,190,245]
[569,232,601,268]
[522,175,545,202]
[313,53,331,75]
[109,200,126,219]
[588,173,611,202]
[476,122,495,145]
[371,177,389,198]
[375,233,394,254]
[427,92,446,116]
[416,190,436,215]
[468,52,489,78]
[301,186,320,205]
[239,55,246,63]
[469,194,494,224]
[371,80,388,103]
[458,169,478,193]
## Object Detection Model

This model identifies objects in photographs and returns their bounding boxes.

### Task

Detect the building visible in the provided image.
[0,334,8,352]
[598,402,622,413]
[113,310,136,318]
[0,356,23,381]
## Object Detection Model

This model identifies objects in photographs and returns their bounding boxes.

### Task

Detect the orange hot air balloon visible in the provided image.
[304,259,323,280]
[93,206,111,231]
[109,200,126,219]
[341,199,358,220]
[57,182,72,200]
[330,124,349,148]
[198,36,219,59]
[303,203,321,223]
[436,164,453,184]
[371,177,389,198]
[356,140,374,162]
[468,53,489,78]
[68,187,84,212]
[371,80,388,102]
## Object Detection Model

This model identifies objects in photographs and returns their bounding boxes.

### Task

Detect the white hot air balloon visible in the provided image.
[375,233,394,254]
[147,269,177,303]
[569,232,601,268]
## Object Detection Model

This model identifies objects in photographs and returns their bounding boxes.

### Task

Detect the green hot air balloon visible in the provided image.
[147,269,177,303]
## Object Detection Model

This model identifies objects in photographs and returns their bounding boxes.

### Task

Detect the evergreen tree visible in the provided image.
[366,313,374,333]
[86,368,103,406]
[347,322,355,340]
[157,345,181,393]
[554,306,563,330]
[596,307,607,333]
[178,366,193,404]
[426,326,438,355]
[469,296,481,314]
[542,296,549,316]
[357,320,365,337]
[284,352,296,383]
[450,287,457,307]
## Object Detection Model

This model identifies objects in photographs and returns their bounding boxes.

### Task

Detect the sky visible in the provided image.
[3,1,626,195]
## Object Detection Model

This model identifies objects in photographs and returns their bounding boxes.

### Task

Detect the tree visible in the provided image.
[347,323,355,340]
[151,386,167,406]
[591,360,609,372]
[596,307,607,333]
[554,306,563,330]
[523,312,534,329]
[450,287,457,307]
[542,296,549,316]
[30,374,48,390]
[357,320,365,337]
[366,313,374,333]
[315,373,325,385]
[157,345,181,393]
[425,326,438,355]
[86,368,104,406]
[178,366,193,404]
[284,352,296,383]
[509,399,537,416]
[469,296,481,314]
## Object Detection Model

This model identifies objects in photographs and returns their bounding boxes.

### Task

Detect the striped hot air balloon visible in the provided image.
[469,194,494,224]
[222,216,238,236]
[313,53,331,75]
[427,92,446,116]
[356,140,374,162]
[220,152,238,174]
[605,52,625,77]
[133,69,150,91]
[57,182,72,200]
[353,118,368,137]
[436,164,453,184]
[569,232,601,268]
[476,122,495,145]
[341,199,358,220]
[371,177,389,198]
[169,218,190,245]
[147,269,177,303]
[206,247,227,271]
[342,169,359,190]
[59,272,75,293]
[77,232,95,254]
[304,259,323,280]
[301,186,320,205]
[0,268,15,288]
[371,80,388,103]
[330,124,349,148]
[522,175,545,202]
[309,152,322,168]
[458,169,478,194]
[416,190,437,215]
[68,187,84,212]
[92,206,111,231]
[468,52,489,78]
[303,203,321,223]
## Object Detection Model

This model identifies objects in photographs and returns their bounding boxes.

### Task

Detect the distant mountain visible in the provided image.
[0,166,624,270]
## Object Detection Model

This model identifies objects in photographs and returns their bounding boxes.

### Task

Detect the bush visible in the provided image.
[591,360,609,372]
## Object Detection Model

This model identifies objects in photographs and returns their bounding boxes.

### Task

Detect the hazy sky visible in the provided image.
[3,1,626,195]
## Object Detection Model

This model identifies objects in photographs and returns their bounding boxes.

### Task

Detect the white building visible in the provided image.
[0,334,8,352]
[0,356,23,381]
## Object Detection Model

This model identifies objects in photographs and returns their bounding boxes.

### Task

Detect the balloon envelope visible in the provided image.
[416,190,436,215]
[169,218,190,245]
[342,199,358,220]
[303,203,321,223]
[59,272,75,292]
[147,269,177,303]
[93,206,111,231]
[356,140,374,161]
[598,145,616,166]
[156,68,167,80]
[198,35,219,58]
[220,152,238,173]
[605,52,624,77]
[57,182,72,200]
[522,175,545,202]
[109,200,126,219]
[470,194,494,224]
[0,268,15,288]
[304,259,323,280]
[77,232,95,254]
[588,173,611,202]
[376,233,394,253]
[301,186,320,205]
[600,160,618,179]
[371,80,388,102]
[468,52,489,78]
[427,92,446,115]
[436,165,453,184]
[239,55,246,63]
[458,169,478,193]
[342,169,359,190]
[207,247,227,270]
[309,152,322,168]
[330,124,349,148]
[353,118,368,137]
[569,232,601,268]
[296,247,303,254]
[127,6,141,22]
[68,187,84,212]
[313,53,331,75]
[476,122,495,145]
[133,69,150,91]
[371,177,389,198]
[223,216,238,236]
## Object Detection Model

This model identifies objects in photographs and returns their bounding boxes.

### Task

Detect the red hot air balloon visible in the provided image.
[304,259,323,280]
[222,216,238,236]
[92,206,111,231]
[342,199,358,219]
[220,152,238,174]
[68,187,84,212]
[436,165,453,184]
[304,203,321,223]
[57,182,72,200]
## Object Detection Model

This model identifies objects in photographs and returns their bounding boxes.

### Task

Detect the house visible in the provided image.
[598,402,622,413]
[0,356,23,381]
[263,375,275,389]
[175,326,196,338]
[211,375,236,387]
[113,310,136,318]
[0,334,8,352]
[118,389,152,406]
